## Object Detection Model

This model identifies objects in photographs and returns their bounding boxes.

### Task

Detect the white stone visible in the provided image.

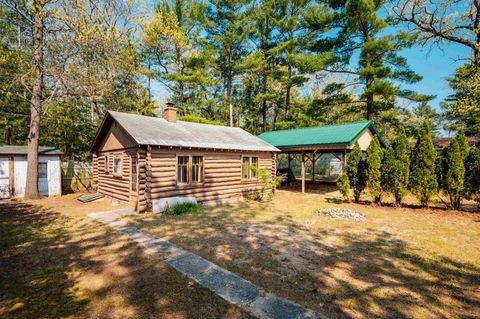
[152,196,197,213]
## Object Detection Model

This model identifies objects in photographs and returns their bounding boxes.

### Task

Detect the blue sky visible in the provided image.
[399,42,470,112]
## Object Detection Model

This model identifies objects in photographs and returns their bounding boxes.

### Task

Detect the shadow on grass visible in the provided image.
[129,202,480,318]
[0,201,251,319]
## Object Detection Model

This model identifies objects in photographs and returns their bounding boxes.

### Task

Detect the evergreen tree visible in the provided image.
[381,125,410,205]
[336,174,351,202]
[346,142,367,203]
[443,138,465,210]
[410,121,437,207]
[465,147,480,207]
[366,135,383,203]
[453,128,470,159]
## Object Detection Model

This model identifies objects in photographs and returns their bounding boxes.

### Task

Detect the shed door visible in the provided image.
[38,161,49,196]
[0,158,9,198]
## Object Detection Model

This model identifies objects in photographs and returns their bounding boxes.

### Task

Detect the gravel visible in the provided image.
[317,208,366,221]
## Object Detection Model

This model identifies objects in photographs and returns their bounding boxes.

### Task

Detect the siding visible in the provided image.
[97,151,131,202]
[145,148,275,209]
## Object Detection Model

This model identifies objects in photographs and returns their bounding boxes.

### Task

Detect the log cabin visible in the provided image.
[89,106,279,212]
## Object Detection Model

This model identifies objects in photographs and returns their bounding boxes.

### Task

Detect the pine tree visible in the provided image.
[366,135,383,203]
[410,121,437,207]
[453,128,470,159]
[465,147,480,207]
[336,174,351,202]
[346,142,367,203]
[381,126,411,205]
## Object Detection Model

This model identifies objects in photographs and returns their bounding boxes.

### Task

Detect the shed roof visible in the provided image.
[90,111,279,152]
[258,121,385,149]
[0,145,63,155]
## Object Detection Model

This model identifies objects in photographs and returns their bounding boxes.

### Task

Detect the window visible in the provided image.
[251,157,258,178]
[131,157,137,191]
[242,156,258,179]
[113,157,122,176]
[38,163,47,179]
[192,156,203,182]
[104,155,109,173]
[177,156,189,184]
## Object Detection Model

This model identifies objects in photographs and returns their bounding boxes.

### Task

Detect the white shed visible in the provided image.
[0,146,62,198]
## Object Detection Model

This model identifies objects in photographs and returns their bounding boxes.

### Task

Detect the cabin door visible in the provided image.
[0,157,10,198]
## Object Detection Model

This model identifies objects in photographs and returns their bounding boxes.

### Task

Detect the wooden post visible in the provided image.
[288,153,291,169]
[301,151,305,193]
[342,149,347,174]
[312,153,316,183]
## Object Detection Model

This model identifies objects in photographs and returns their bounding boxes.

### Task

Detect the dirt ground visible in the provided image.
[124,188,480,319]
[0,195,252,319]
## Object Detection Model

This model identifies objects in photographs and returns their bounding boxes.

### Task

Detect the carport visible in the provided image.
[258,120,385,193]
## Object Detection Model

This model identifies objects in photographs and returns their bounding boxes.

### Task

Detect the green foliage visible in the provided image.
[336,174,351,202]
[410,121,437,207]
[346,142,367,203]
[250,166,281,201]
[443,139,465,210]
[382,125,410,205]
[164,202,201,215]
[443,62,480,135]
[178,114,226,126]
[366,135,383,203]
[465,147,480,207]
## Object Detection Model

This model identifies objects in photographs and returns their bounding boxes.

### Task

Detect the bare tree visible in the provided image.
[391,0,480,64]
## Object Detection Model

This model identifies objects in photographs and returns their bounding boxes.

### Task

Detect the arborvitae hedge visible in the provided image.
[381,126,410,205]
[444,138,465,210]
[410,121,437,207]
[346,142,367,203]
[366,135,383,203]
[465,147,480,206]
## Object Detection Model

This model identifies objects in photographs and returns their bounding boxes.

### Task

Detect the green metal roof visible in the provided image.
[257,121,385,149]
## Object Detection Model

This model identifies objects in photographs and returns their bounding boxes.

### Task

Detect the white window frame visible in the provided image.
[241,156,259,180]
[113,156,122,177]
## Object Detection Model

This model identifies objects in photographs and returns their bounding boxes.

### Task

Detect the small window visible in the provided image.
[177,156,189,184]
[242,156,259,179]
[192,156,203,182]
[113,157,122,176]
[38,163,47,179]
[104,155,109,173]
[242,157,250,179]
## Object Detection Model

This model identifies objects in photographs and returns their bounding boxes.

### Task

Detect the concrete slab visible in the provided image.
[249,295,327,319]
[167,252,260,306]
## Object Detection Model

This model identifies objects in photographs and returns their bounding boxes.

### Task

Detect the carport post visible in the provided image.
[301,151,305,193]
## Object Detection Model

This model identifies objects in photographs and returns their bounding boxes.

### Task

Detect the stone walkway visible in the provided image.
[89,209,327,319]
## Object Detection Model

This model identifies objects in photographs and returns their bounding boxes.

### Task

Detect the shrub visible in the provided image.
[465,147,480,207]
[346,142,367,203]
[336,174,350,202]
[366,135,383,203]
[443,139,465,210]
[164,202,201,215]
[410,121,437,207]
[382,126,410,206]
[250,166,281,200]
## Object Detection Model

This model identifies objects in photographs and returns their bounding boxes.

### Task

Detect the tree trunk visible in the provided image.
[285,64,292,116]
[366,77,374,120]
[25,2,44,199]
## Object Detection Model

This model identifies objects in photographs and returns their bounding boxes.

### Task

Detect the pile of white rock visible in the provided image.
[318,208,366,221]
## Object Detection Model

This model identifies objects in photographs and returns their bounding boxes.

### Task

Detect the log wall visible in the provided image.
[96,150,132,202]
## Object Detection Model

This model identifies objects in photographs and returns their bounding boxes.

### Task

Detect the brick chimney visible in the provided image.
[163,102,177,123]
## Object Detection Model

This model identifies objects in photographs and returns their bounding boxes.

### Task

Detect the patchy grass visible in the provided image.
[0,198,252,319]
[125,189,480,319]
[165,202,201,216]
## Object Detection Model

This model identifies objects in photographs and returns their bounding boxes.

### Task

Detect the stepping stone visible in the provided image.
[167,252,260,306]
[249,295,328,319]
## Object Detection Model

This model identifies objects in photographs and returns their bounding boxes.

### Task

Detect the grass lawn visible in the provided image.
[0,194,251,319]
[124,189,480,319]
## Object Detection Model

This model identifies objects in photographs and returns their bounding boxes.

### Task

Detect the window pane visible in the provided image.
[192,156,203,182]
[251,157,258,178]
[113,158,122,175]
[38,163,47,179]
[177,156,189,183]
[242,157,250,179]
